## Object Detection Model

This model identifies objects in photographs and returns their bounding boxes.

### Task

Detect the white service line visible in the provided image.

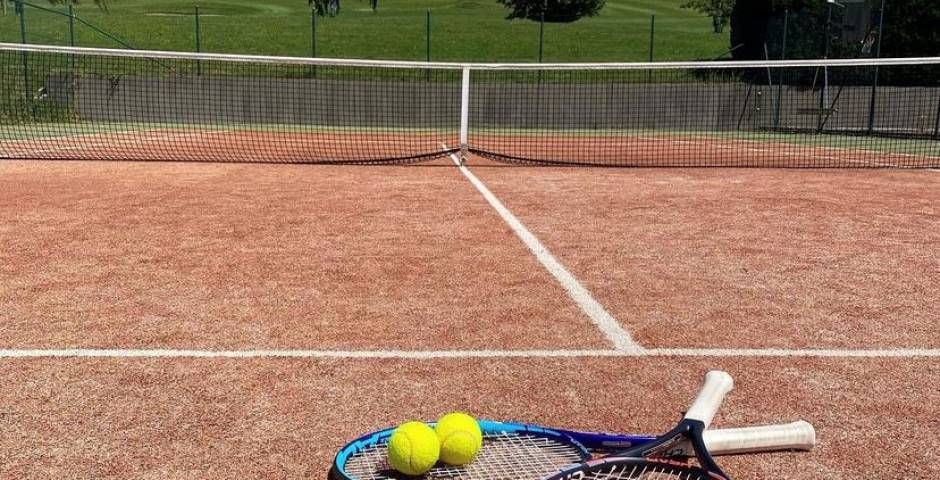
[444,147,639,352]
[1,348,938,359]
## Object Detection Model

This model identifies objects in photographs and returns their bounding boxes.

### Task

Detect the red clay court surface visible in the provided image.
[1,158,939,479]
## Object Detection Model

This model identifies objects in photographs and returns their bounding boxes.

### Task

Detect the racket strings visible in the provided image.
[342,431,585,480]
[576,462,720,480]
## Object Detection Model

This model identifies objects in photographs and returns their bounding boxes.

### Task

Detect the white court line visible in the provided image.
[1,348,938,359]
[444,147,640,352]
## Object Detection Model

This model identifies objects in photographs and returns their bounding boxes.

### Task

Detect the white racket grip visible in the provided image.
[704,421,816,455]
[683,371,734,428]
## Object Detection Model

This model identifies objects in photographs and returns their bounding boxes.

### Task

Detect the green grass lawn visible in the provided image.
[0,0,731,62]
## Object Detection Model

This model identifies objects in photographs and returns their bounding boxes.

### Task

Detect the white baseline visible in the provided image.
[1,348,938,359]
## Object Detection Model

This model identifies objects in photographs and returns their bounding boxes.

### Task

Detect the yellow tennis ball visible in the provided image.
[434,412,483,466]
[387,421,441,476]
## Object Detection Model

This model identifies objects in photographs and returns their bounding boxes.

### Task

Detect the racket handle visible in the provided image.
[704,421,816,455]
[684,371,734,428]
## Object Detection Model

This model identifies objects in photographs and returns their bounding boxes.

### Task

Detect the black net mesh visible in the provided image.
[468,64,940,167]
[0,46,462,164]
[2,44,938,167]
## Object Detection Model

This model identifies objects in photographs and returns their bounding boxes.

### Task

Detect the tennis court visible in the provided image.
[1,44,939,479]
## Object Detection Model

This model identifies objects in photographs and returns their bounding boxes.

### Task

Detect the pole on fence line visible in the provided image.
[818,3,834,132]
[67,3,75,46]
[16,0,25,44]
[310,8,317,77]
[16,0,30,101]
[66,2,75,74]
[934,95,940,140]
[867,0,886,134]
[774,9,788,130]
[426,9,431,62]
[646,13,654,82]
[762,43,774,131]
[538,0,546,63]
[311,8,317,57]
[194,5,202,75]
[195,5,201,53]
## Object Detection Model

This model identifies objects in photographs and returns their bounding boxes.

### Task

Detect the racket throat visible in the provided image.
[624,420,728,478]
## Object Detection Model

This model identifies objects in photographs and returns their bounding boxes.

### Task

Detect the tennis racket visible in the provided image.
[541,371,761,480]
[332,372,815,480]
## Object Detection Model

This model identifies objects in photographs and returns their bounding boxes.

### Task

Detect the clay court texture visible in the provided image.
[1,154,938,478]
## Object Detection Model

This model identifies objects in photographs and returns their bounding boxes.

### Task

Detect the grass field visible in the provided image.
[0,0,731,62]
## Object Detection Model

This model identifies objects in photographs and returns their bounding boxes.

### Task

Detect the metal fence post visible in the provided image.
[774,9,788,130]
[16,0,26,44]
[311,8,317,57]
[308,8,317,78]
[194,5,202,75]
[16,0,30,102]
[867,0,886,134]
[647,14,654,82]
[67,3,75,46]
[538,0,546,63]
[934,94,940,140]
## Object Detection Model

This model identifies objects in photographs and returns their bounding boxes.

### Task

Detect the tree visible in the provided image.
[866,0,940,85]
[496,0,605,23]
[681,0,734,33]
[876,0,940,58]
[729,0,940,85]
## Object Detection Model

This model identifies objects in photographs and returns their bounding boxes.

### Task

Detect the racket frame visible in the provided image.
[333,420,592,480]
[543,371,735,480]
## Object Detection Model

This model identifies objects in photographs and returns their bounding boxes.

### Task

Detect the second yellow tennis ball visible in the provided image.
[387,421,440,476]
[435,412,483,466]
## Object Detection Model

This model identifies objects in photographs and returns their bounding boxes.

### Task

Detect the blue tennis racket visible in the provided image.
[541,371,809,480]
[332,372,815,480]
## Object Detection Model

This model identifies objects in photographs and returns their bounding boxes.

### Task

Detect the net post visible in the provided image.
[459,66,470,164]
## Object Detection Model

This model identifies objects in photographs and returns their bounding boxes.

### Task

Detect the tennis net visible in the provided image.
[2,43,939,167]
